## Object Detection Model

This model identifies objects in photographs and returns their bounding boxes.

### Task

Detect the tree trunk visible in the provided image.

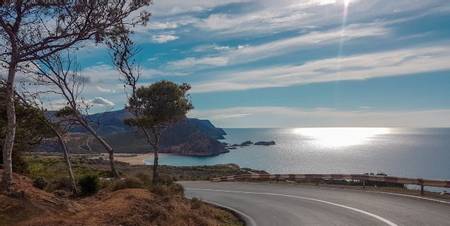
[142,128,159,185]
[1,61,17,193]
[152,144,159,185]
[52,126,78,194]
[81,120,120,178]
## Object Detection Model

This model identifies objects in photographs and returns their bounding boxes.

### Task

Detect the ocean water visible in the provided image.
[145,128,450,180]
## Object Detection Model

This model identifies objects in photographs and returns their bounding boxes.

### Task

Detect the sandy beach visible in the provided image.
[112,153,153,165]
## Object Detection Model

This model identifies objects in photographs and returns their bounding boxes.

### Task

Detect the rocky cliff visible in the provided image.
[39,109,228,156]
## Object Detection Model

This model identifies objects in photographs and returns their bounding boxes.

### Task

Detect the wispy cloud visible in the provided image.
[151,34,179,43]
[190,106,450,128]
[169,56,229,68]
[150,0,250,16]
[192,44,450,93]
[167,23,389,69]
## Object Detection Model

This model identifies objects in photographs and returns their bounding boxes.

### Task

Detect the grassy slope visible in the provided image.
[0,155,245,226]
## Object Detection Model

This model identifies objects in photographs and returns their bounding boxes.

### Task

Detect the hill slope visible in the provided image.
[40,109,228,156]
[0,170,243,226]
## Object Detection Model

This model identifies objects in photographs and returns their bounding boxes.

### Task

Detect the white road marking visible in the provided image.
[187,188,398,226]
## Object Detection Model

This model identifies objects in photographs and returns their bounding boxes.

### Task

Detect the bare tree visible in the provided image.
[0,1,151,192]
[15,88,78,194]
[33,52,120,178]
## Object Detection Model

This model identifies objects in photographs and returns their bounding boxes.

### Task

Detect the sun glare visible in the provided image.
[293,127,391,148]
[344,0,351,8]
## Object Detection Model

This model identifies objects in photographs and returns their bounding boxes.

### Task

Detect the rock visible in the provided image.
[240,141,253,146]
[254,141,276,146]
[160,131,228,157]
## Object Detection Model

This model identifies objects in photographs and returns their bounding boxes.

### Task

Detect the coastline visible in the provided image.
[112,153,153,165]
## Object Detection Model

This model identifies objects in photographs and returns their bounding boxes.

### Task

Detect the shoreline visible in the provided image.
[110,153,153,165]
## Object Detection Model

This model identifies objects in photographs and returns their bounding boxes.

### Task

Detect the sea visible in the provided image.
[145,128,450,181]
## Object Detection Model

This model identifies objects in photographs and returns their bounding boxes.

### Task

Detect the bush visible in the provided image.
[111,176,144,191]
[135,173,151,185]
[157,174,175,185]
[32,177,48,190]
[47,177,74,192]
[78,174,100,196]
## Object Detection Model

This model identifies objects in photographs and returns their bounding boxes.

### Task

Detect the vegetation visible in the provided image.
[0,167,244,226]
[0,0,151,193]
[32,177,48,190]
[0,155,245,225]
[78,174,100,196]
[37,51,121,178]
[0,85,53,173]
[126,81,194,184]
[0,3,245,225]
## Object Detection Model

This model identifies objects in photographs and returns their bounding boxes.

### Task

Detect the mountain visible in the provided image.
[39,109,228,156]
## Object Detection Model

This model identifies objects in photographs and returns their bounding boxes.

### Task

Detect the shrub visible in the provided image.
[135,172,151,185]
[78,174,100,196]
[111,176,144,191]
[32,177,48,190]
[47,177,74,192]
[157,174,175,185]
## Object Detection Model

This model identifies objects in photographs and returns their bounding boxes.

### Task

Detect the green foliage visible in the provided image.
[55,106,76,118]
[78,174,100,196]
[0,85,53,172]
[32,177,48,190]
[127,80,194,129]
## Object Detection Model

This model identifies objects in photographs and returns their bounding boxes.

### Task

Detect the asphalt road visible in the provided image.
[180,181,450,226]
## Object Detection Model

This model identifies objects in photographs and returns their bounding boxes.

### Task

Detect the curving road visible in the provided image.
[180,181,450,226]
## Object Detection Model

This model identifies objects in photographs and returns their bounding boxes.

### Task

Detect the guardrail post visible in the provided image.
[418,179,424,196]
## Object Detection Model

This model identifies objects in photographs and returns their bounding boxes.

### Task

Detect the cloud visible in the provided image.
[148,21,179,30]
[189,106,450,128]
[192,0,445,36]
[89,97,115,107]
[151,34,179,43]
[169,56,229,68]
[169,23,388,69]
[150,0,250,16]
[96,86,116,93]
[193,44,232,53]
[191,44,450,93]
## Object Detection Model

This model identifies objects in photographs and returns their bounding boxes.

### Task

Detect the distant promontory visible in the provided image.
[39,109,228,157]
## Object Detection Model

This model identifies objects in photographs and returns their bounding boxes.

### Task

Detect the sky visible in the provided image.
[37,0,450,127]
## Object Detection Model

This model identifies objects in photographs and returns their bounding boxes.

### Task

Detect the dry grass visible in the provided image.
[0,168,243,226]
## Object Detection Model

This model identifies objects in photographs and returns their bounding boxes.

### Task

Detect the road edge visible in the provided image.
[198,199,257,226]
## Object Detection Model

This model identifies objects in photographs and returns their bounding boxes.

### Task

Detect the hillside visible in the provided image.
[40,109,228,156]
[0,169,243,226]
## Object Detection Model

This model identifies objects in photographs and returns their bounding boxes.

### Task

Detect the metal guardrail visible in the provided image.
[211,174,450,195]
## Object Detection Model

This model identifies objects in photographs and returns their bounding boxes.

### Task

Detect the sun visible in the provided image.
[344,0,351,7]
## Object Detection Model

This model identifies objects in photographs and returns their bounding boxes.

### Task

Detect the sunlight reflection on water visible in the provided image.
[292,127,391,148]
